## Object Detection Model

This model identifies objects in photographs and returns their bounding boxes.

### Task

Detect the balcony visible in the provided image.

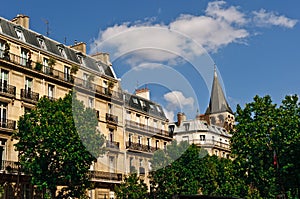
[0,160,19,173]
[126,120,171,138]
[0,83,16,98]
[21,89,39,103]
[88,170,122,182]
[106,140,120,150]
[0,50,125,101]
[0,119,16,130]
[106,113,118,124]
[126,141,158,153]
[192,139,230,151]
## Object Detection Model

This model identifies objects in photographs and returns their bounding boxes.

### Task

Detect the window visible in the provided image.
[15,28,26,42]
[0,138,7,163]
[138,136,142,146]
[108,103,112,114]
[48,84,54,99]
[24,107,31,114]
[58,45,67,58]
[147,138,151,148]
[43,57,49,73]
[77,54,85,66]
[153,119,157,128]
[37,37,47,50]
[139,159,143,167]
[140,100,145,108]
[0,102,7,128]
[88,97,94,108]
[0,69,8,92]
[183,123,190,131]
[128,134,132,143]
[200,135,206,141]
[83,73,88,87]
[132,98,138,104]
[64,66,70,81]
[20,48,28,66]
[126,111,131,121]
[0,40,5,58]
[182,136,189,142]
[109,129,114,142]
[0,25,2,33]
[164,142,167,150]
[109,156,115,172]
[215,150,218,156]
[155,140,159,149]
[25,77,32,92]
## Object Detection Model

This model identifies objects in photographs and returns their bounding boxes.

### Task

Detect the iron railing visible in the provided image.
[126,141,159,153]
[20,89,39,102]
[106,140,120,149]
[126,120,171,137]
[0,82,16,97]
[0,160,19,172]
[106,113,118,124]
[88,170,122,181]
[0,118,16,130]
[192,139,230,150]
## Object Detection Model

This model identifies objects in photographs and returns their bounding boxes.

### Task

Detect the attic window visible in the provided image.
[0,25,2,33]
[37,37,47,50]
[15,28,26,42]
[132,98,138,104]
[140,100,146,107]
[57,45,67,58]
[149,104,155,110]
[77,54,85,66]
[156,106,162,113]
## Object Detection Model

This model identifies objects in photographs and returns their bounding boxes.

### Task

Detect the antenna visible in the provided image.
[42,18,49,37]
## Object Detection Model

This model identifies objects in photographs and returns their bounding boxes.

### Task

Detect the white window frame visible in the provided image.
[15,28,26,42]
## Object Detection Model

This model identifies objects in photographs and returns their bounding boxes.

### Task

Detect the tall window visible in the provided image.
[155,140,159,149]
[48,84,54,99]
[0,40,5,58]
[109,156,115,173]
[25,77,32,93]
[108,103,112,114]
[136,114,140,124]
[83,73,88,87]
[128,134,132,144]
[0,69,8,92]
[126,111,131,121]
[43,57,49,73]
[138,136,142,146]
[109,129,114,142]
[0,139,7,162]
[20,48,28,66]
[58,46,66,58]
[0,102,7,128]
[200,135,206,141]
[88,97,94,108]
[64,66,70,81]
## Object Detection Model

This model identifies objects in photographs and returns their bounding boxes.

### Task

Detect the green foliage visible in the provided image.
[0,185,3,198]
[35,61,43,71]
[230,94,300,198]
[115,173,148,199]
[13,91,105,198]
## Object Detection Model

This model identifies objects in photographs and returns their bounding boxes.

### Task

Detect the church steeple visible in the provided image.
[204,66,234,130]
[205,67,233,115]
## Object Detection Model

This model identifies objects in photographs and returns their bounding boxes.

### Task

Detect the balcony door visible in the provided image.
[25,77,33,98]
[0,69,8,92]
[0,102,7,128]
[20,48,28,66]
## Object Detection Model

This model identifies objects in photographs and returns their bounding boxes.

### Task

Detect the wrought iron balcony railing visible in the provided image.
[0,82,16,97]
[106,140,120,149]
[21,89,39,102]
[106,113,118,124]
[88,170,122,181]
[126,141,159,153]
[0,118,16,130]
[126,120,171,138]
[0,160,19,173]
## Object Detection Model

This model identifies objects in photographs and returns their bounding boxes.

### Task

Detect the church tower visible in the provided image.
[204,68,235,131]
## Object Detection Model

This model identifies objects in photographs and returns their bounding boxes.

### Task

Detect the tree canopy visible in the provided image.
[230,94,300,198]
[13,91,105,198]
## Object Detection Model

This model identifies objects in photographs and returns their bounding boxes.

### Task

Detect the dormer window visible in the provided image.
[15,27,25,42]
[77,54,85,66]
[57,44,67,58]
[0,25,2,33]
[132,98,138,104]
[37,37,47,50]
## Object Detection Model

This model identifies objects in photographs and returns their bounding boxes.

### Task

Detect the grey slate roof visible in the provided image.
[205,69,233,114]
[124,92,167,120]
[0,17,115,78]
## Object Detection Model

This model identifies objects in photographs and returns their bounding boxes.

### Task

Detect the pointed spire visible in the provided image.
[205,66,233,114]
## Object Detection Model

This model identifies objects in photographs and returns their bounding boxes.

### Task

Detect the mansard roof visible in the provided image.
[205,69,233,115]
[124,92,167,120]
[0,17,115,78]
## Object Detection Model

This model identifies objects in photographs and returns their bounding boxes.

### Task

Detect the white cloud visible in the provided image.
[164,91,194,111]
[163,108,175,122]
[132,63,165,71]
[89,1,297,68]
[205,1,247,25]
[252,9,298,28]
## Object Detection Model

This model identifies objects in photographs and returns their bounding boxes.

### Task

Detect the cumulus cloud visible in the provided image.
[163,108,175,122]
[132,63,165,71]
[89,1,297,67]
[252,9,298,28]
[164,91,194,111]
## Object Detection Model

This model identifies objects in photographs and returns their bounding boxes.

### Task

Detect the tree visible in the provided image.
[230,95,300,198]
[13,91,105,198]
[115,173,148,199]
[149,141,208,198]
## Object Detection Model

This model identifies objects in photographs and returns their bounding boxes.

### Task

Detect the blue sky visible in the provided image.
[2,0,300,121]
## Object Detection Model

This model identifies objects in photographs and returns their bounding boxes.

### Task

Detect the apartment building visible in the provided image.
[170,69,234,158]
[0,14,172,199]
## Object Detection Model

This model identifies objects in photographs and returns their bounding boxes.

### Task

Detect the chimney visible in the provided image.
[91,52,112,66]
[70,41,86,54]
[177,112,186,126]
[11,14,30,29]
[135,87,150,100]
